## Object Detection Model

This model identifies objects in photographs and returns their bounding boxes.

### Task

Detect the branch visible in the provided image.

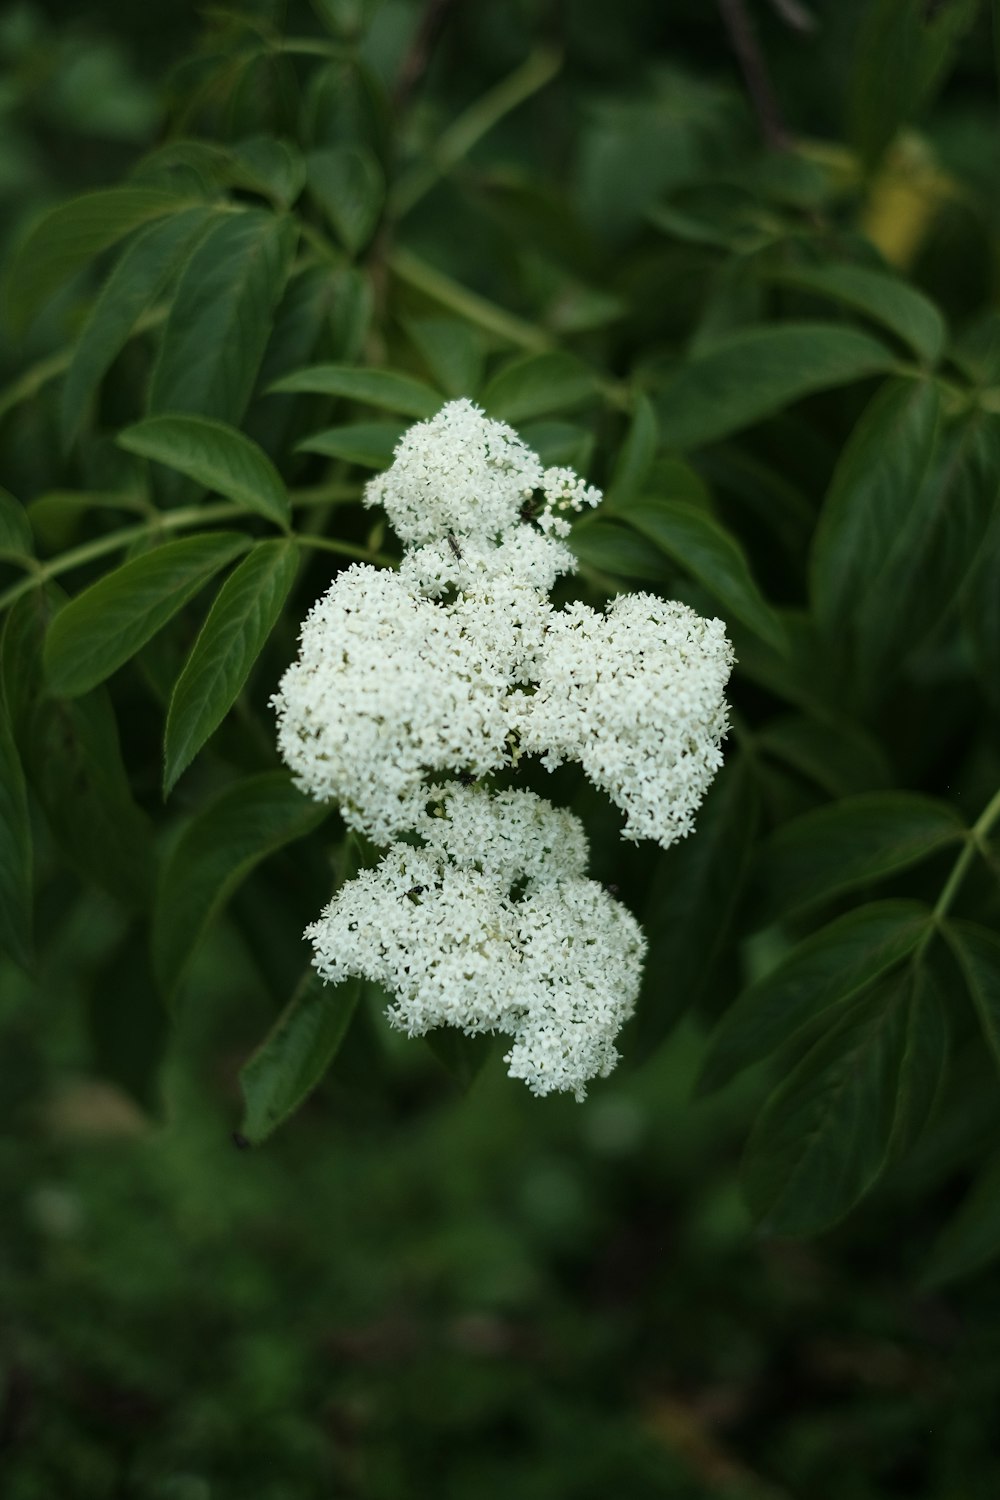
[717,0,790,151]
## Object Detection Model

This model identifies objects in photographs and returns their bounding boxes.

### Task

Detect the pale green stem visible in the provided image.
[391,46,563,218]
[295,534,397,568]
[931,783,1000,930]
[387,246,552,352]
[0,485,369,612]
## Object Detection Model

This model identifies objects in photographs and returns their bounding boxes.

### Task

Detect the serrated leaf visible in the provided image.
[229,136,306,207]
[60,207,217,447]
[0,690,32,970]
[743,967,922,1234]
[0,487,33,558]
[811,377,942,635]
[296,421,404,468]
[44,532,249,698]
[306,145,383,255]
[632,755,760,1058]
[240,971,363,1143]
[164,540,299,794]
[150,210,297,426]
[699,900,932,1094]
[403,316,483,398]
[621,496,786,650]
[569,518,672,583]
[923,1151,1000,1286]
[153,771,329,1001]
[655,324,896,449]
[605,393,658,508]
[269,363,441,417]
[752,792,965,926]
[480,351,599,423]
[5,187,190,335]
[118,415,290,527]
[767,263,946,364]
[947,921,1000,1079]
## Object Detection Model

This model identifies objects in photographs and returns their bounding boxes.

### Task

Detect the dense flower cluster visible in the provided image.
[308,786,645,1100]
[275,399,733,1096]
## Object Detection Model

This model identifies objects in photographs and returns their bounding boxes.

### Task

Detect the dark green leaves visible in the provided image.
[163,539,299,795]
[656,325,897,449]
[0,690,32,970]
[700,900,932,1094]
[480,352,598,423]
[767,263,946,365]
[306,146,384,255]
[0,488,33,558]
[947,922,1000,1077]
[270,363,442,417]
[153,772,329,1001]
[752,792,965,926]
[743,961,947,1234]
[150,210,297,425]
[118,416,290,527]
[811,377,942,637]
[44,532,249,697]
[5,188,189,335]
[60,207,216,447]
[240,971,364,1143]
[297,421,404,468]
[621,497,786,649]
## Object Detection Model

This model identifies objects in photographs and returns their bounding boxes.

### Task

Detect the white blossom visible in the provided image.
[306,787,645,1099]
[363,398,544,547]
[513,592,734,848]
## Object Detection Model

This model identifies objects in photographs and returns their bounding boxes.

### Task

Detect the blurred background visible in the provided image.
[3,2,1000,1496]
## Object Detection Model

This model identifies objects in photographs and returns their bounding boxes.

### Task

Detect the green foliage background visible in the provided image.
[2,1,1000,1494]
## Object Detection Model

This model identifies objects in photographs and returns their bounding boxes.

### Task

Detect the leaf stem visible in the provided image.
[391,46,563,218]
[932,783,1000,927]
[0,486,370,612]
[387,246,552,352]
[294,534,397,568]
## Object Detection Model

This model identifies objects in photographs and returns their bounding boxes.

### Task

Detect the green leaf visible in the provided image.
[767,263,946,364]
[269,363,442,418]
[632,755,760,1058]
[306,145,384,255]
[755,713,893,798]
[849,0,980,169]
[0,690,32,970]
[606,393,658,508]
[568,518,673,583]
[153,771,329,1001]
[743,963,936,1234]
[811,377,942,636]
[518,421,594,470]
[621,497,786,650]
[240,971,364,1143]
[150,210,297,426]
[60,207,216,447]
[699,899,932,1094]
[3,587,155,908]
[404,316,483,398]
[923,1151,1000,1286]
[0,487,33,558]
[296,421,404,468]
[425,1028,495,1090]
[752,792,965,927]
[44,532,249,698]
[163,540,299,795]
[5,187,190,335]
[655,324,896,449]
[229,136,306,208]
[480,351,599,423]
[947,922,1000,1079]
[118,416,290,527]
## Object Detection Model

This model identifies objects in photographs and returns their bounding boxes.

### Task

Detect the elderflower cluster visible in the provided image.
[275,398,734,1097]
[307,786,646,1100]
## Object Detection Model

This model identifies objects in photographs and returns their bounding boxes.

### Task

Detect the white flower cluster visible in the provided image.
[307,786,646,1100]
[274,399,734,1097]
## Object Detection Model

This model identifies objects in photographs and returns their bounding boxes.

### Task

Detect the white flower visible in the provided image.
[273,565,513,844]
[363,398,544,547]
[513,592,734,848]
[306,786,646,1100]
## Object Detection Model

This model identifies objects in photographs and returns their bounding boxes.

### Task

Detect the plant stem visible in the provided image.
[391,45,563,217]
[387,246,552,351]
[717,0,789,150]
[932,784,1000,927]
[295,534,397,568]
